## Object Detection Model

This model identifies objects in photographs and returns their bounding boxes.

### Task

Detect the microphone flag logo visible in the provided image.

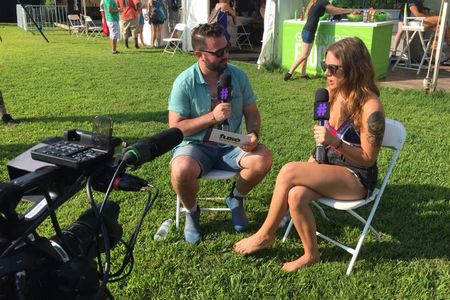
[219,87,229,101]
[316,103,328,117]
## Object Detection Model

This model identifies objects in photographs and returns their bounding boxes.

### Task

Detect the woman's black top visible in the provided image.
[304,0,330,34]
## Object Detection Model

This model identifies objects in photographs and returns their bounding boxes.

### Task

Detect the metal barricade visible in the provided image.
[16,4,68,31]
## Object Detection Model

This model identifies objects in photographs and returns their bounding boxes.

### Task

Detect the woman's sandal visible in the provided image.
[300,74,312,80]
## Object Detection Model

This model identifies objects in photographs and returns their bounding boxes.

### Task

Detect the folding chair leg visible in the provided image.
[346,230,368,275]
[281,219,294,242]
[312,201,330,221]
[346,210,381,241]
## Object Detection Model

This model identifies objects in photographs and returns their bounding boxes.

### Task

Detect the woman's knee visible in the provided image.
[287,186,310,210]
[277,161,307,183]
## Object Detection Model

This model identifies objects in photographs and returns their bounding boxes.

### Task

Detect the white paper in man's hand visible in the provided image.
[209,128,251,147]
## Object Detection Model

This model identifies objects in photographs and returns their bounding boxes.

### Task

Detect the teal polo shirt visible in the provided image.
[168,63,257,148]
[104,0,119,22]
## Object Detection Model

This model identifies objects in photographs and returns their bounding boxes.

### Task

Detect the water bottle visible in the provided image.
[154,219,172,240]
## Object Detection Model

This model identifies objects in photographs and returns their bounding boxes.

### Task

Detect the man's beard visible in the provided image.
[205,56,227,73]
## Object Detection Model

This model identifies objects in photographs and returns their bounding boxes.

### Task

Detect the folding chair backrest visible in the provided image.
[163,23,187,56]
[68,14,82,25]
[174,23,187,33]
[84,15,94,26]
[377,119,406,196]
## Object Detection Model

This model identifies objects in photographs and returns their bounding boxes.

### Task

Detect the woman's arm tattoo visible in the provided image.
[367,112,385,147]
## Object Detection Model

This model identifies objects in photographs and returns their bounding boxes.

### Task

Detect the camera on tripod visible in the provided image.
[0,117,183,299]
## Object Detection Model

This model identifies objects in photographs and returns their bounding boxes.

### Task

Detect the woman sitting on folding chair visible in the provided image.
[233,37,385,272]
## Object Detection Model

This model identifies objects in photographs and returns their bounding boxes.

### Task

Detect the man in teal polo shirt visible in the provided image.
[102,0,121,54]
[168,23,272,244]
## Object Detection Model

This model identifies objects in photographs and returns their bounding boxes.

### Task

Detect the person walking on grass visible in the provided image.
[235,37,385,272]
[102,0,121,54]
[168,23,272,244]
[118,0,141,49]
[0,91,18,125]
[284,0,353,81]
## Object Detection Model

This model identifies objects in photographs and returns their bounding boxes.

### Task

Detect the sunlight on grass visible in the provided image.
[1,24,449,299]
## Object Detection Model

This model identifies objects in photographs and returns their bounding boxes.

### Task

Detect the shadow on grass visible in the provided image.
[19,111,168,124]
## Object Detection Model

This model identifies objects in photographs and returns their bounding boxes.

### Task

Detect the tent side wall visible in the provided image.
[182,0,210,51]
[258,0,303,67]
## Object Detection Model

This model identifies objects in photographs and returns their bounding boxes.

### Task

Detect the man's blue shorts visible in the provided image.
[171,144,246,177]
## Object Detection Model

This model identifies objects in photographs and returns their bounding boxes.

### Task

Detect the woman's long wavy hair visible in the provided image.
[326,37,380,129]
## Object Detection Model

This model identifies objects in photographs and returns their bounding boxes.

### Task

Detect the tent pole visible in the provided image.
[431,0,448,92]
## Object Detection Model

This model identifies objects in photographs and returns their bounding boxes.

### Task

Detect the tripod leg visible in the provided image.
[16,0,49,43]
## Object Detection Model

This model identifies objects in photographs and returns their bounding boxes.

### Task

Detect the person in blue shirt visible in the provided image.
[168,23,272,244]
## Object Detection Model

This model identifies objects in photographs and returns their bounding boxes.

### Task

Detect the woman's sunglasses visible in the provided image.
[200,45,230,57]
[321,61,342,75]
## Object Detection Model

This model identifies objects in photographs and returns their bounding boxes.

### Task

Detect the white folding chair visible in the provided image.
[175,169,238,229]
[236,21,253,50]
[282,118,406,275]
[84,15,103,39]
[392,9,434,74]
[162,23,187,56]
[67,14,86,37]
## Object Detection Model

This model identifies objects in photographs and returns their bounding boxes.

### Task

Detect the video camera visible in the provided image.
[0,118,183,299]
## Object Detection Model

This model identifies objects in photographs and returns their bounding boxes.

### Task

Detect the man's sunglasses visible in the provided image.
[200,45,230,57]
[321,61,342,75]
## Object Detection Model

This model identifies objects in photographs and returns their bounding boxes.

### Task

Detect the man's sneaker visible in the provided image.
[226,186,248,232]
[184,206,201,244]
[2,114,18,125]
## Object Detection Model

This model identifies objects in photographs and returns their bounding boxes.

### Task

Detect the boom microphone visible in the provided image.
[122,127,183,167]
[217,72,232,131]
[313,88,330,163]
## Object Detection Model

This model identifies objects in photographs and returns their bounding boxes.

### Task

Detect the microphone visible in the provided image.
[217,72,232,131]
[122,127,183,167]
[313,88,330,163]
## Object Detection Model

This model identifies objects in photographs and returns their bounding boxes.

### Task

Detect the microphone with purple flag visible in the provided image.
[217,72,232,131]
[313,88,330,163]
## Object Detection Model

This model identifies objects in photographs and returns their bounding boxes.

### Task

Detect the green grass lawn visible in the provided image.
[1,24,450,299]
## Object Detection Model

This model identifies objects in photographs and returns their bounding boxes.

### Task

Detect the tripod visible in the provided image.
[16,0,49,43]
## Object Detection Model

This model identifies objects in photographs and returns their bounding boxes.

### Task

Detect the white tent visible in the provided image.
[257,0,299,68]
[180,0,303,63]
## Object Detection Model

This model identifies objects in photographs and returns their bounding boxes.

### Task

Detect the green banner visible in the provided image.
[282,21,393,79]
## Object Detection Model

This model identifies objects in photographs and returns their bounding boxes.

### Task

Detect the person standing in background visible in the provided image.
[138,0,147,46]
[0,91,18,125]
[166,0,180,34]
[209,0,236,44]
[283,0,353,81]
[148,0,166,47]
[102,0,121,54]
[117,0,141,49]
[100,0,110,36]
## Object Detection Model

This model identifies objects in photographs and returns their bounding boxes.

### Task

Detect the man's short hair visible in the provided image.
[191,23,225,50]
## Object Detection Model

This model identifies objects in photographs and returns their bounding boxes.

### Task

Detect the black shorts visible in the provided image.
[312,147,378,194]
[150,15,164,25]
